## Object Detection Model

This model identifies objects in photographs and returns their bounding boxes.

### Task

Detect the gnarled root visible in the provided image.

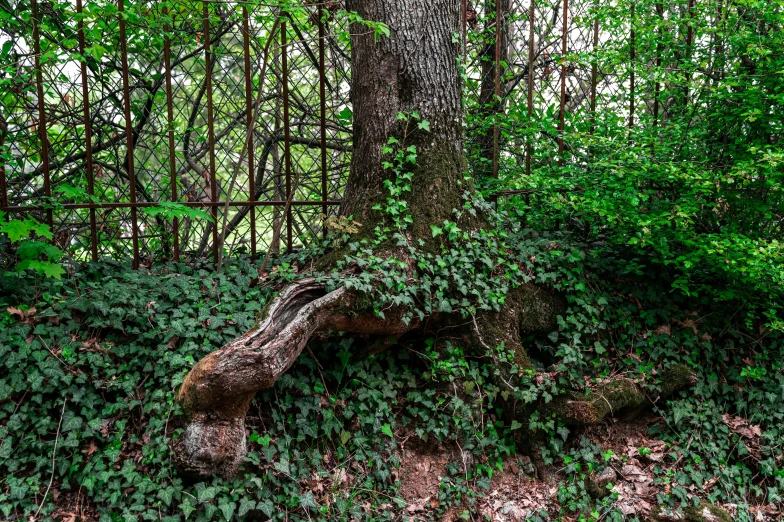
[174,278,413,477]
[550,364,698,426]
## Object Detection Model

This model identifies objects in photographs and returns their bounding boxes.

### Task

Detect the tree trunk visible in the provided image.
[341,0,468,241]
[173,0,471,477]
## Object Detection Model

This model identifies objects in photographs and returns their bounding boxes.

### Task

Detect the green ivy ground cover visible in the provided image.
[0,246,782,521]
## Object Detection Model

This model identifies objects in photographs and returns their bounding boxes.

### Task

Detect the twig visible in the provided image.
[35,396,67,519]
[306,345,331,396]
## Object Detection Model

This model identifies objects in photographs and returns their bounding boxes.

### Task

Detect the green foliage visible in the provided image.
[467,0,784,329]
[4,243,780,519]
[0,259,522,520]
[141,202,215,223]
[0,213,65,279]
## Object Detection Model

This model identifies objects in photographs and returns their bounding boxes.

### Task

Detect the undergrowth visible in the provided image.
[1,225,782,520]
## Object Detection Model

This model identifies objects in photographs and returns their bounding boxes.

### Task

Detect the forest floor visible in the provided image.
[395,415,775,521]
[1,256,782,521]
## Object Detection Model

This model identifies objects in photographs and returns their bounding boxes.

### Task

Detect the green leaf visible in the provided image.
[258,500,274,517]
[238,498,255,517]
[158,488,174,506]
[218,500,235,520]
[381,423,394,438]
[179,501,195,519]
[299,492,319,510]
[430,225,443,237]
[62,414,83,433]
[41,262,66,279]
[417,120,430,132]
[197,486,217,503]
[0,220,32,242]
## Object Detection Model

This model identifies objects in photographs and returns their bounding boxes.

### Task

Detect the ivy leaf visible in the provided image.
[158,488,174,506]
[299,492,319,510]
[258,499,274,517]
[510,420,523,430]
[417,120,430,132]
[218,500,235,520]
[431,225,443,237]
[179,501,195,519]
[197,486,217,503]
[238,498,255,517]
[62,414,83,433]
[381,423,394,438]
[237,498,256,518]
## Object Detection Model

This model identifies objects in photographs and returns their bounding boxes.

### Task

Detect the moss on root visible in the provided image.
[649,502,732,522]
[548,364,696,425]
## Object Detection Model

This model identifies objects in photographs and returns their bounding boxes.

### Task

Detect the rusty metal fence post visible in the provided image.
[629,0,635,129]
[242,5,256,259]
[76,0,98,261]
[118,0,139,268]
[493,0,502,179]
[163,2,179,260]
[31,0,52,229]
[557,0,568,162]
[590,9,598,136]
[319,15,329,233]
[203,2,218,265]
[525,0,535,177]
[282,20,292,253]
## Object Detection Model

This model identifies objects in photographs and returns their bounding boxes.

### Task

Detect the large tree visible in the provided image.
[172,0,691,477]
[173,0,493,477]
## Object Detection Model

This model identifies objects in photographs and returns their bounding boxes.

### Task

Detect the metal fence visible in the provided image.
[0,0,710,266]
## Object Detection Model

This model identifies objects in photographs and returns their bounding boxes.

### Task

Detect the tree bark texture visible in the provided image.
[341,0,468,240]
[174,279,415,476]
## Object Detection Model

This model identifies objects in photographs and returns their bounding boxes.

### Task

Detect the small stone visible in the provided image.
[596,466,617,487]
[520,456,536,476]
[586,466,616,498]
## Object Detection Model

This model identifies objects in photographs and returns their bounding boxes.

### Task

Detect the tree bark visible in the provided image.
[341,0,468,241]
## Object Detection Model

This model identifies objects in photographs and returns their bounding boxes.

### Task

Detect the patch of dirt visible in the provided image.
[397,436,459,506]
[49,487,100,521]
[396,435,555,521]
[393,415,779,521]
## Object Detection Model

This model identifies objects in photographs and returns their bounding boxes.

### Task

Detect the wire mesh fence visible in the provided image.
[0,0,717,265]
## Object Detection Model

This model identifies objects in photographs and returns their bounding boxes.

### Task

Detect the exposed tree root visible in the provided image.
[173,273,695,478]
[174,278,414,477]
[550,365,698,426]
